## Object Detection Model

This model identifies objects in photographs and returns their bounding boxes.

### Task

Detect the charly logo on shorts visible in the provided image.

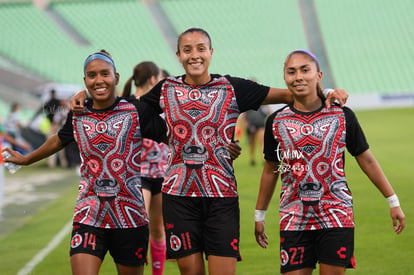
[71,233,83,248]
[280,249,289,266]
[169,234,182,252]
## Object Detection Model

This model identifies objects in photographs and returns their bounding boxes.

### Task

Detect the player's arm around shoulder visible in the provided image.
[69,89,88,113]
[323,88,349,107]
[134,99,167,143]
[263,88,292,105]
[263,87,349,107]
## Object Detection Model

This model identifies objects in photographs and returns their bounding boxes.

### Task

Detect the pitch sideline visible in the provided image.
[17,220,73,275]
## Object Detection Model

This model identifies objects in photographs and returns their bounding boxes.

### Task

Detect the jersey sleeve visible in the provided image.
[139,79,165,114]
[57,111,75,147]
[263,112,280,162]
[226,76,270,113]
[130,98,166,143]
[343,107,369,156]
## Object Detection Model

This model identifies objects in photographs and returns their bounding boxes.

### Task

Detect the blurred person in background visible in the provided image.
[4,102,23,138]
[55,99,81,172]
[241,77,271,166]
[0,115,31,221]
[242,104,271,166]
[45,89,64,168]
[254,49,405,275]
[48,99,69,168]
[4,102,31,154]
[238,78,270,166]
[122,61,169,275]
[42,89,61,123]
[33,89,62,168]
[3,50,166,275]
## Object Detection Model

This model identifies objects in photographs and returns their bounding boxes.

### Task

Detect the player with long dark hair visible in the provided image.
[254,49,405,274]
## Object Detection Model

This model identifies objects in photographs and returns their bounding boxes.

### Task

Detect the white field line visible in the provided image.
[17,220,72,275]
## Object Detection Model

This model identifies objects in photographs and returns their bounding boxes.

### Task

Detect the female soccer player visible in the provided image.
[122,61,169,275]
[3,50,166,275]
[254,49,405,275]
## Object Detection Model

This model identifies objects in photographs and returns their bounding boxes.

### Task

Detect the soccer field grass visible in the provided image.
[0,107,412,274]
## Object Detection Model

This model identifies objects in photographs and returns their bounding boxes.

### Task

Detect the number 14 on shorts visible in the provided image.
[71,232,97,250]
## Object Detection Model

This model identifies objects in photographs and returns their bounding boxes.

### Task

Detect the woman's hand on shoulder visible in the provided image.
[70,90,87,113]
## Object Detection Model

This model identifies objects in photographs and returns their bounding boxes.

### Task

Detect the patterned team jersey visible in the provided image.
[142,74,269,197]
[140,138,169,179]
[58,97,166,229]
[264,103,369,231]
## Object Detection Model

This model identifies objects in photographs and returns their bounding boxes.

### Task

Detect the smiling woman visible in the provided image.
[176,28,213,86]
[83,50,119,110]
[254,49,405,275]
[283,49,323,112]
[2,49,167,275]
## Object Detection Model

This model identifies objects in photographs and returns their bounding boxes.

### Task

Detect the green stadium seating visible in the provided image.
[315,0,414,95]
[52,0,180,84]
[0,0,413,99]
[161,0,309,87]
[0,2,81,83]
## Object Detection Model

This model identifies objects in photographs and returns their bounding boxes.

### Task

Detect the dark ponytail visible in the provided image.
[122,77,134,97]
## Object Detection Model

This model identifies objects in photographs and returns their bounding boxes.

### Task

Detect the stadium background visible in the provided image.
[0,0,413,274]
[0,0,414,123]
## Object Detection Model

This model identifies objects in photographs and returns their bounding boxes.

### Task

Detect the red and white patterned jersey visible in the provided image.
[143,74,269,197]
[58,97,166,229]
[140,138,169,179]
[264,104,369,231]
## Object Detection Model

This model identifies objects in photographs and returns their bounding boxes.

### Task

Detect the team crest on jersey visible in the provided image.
[96,121,108,133]
[169,234,182,251]
[71,233,83,248]
[188,89,201,101]
[280,249,289,266]
[300,124,314,135]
